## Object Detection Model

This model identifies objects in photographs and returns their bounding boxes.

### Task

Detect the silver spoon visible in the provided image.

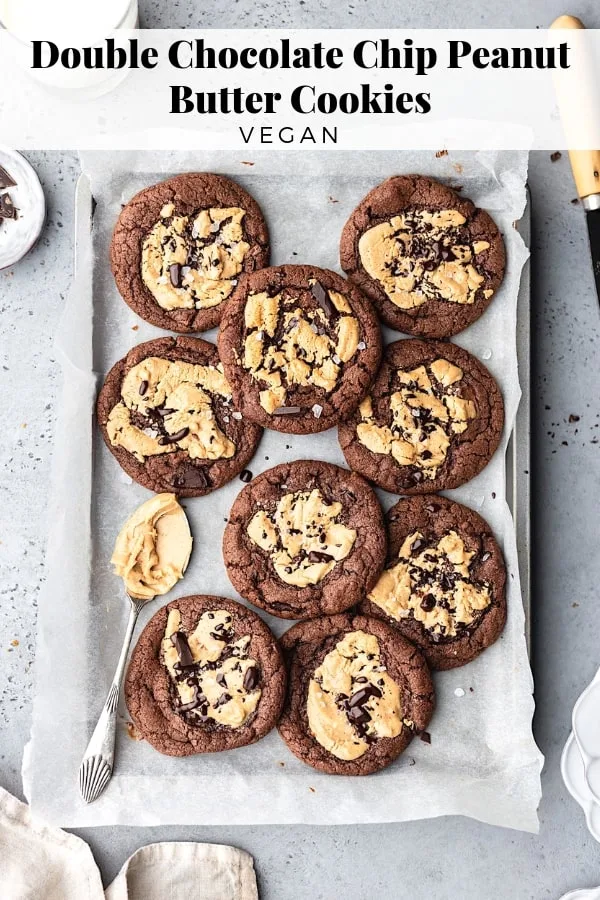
[78,594,147,803]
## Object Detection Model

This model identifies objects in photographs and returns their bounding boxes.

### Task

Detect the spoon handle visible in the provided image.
[78,596,146,804]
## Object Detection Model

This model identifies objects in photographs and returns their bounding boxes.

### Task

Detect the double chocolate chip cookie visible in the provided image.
[125,595,286,756]
[340,175,505,338]
[338,339,504,494]
[278,614,434,775]
[361,496,507,669]
[218,265,382,434]
[110,173,270,333]
[223,461,386,620]
[97,336,262,497]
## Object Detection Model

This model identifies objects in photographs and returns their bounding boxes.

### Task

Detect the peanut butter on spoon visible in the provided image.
[111,493,193,600]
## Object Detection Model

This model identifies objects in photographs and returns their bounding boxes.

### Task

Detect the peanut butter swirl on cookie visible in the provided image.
[106,357,236,464]
[218,265,382,435]
[242,280,361,415]
[368,530,492,639]
[340,175,506,339]
[307,630,402,761]
[356,357,476,481]
[142,203,250,312]
[161,608,262,727]
[246,488,357,588]
[358,208,493,311]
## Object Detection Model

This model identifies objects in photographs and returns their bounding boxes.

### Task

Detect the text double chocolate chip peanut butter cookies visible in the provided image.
[361,496,507,669]
[223,461,386,620]
[278,614,434,775]
[97,336,262,497]
[340,175,505,338]
[338,339,504,494]
[217,264,382,434]
[125,595,286,756]
[110,173,269,333]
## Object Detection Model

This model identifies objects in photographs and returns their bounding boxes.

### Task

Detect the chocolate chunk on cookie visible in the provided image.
[97,336,262,497]
[278,614,434,775]
[217,264,382,434]
[110,173,270,333]
[338,339,503,494]
[125,595,286,756]
[223,460,386,620]
[340,175,505,338]
[361,495,507,669]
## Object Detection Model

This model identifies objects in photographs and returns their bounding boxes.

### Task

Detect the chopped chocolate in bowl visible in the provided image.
[0,148,46,271]
[218,264,382,435]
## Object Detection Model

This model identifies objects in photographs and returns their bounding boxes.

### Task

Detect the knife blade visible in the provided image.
[583,195,600,303]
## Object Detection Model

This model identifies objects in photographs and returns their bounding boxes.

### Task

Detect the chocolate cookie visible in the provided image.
[340,175,505,338]
[125,594,286,756]
[361,496,507,669]
[97,336,262,497]
[338,339,503,494]
[223,461,386,620]
[217,265,382,434]
[110,173,269,333]
[278,614,434,775]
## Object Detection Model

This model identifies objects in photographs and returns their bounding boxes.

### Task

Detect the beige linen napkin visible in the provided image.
[0,787,258,900]
[105,842,259,900]
[0,786,104,899]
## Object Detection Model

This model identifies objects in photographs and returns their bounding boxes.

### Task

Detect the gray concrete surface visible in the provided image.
[1,3,600,898]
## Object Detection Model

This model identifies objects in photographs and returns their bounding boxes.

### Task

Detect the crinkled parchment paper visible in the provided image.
[23,148,543,828]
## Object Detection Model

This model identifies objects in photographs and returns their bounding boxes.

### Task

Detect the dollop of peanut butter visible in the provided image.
[111,493,192,600]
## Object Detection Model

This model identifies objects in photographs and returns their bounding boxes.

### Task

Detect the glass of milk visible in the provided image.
[0,0,139,98]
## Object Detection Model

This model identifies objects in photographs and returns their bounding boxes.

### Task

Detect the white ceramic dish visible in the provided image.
[0,147,45,270]
[572,668,600,803]
[559,888,600,900]
[561,730,600,843]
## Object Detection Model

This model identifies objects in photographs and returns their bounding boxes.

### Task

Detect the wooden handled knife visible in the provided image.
[551,15,600,301]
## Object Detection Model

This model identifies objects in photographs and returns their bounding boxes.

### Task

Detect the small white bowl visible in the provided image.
[559,889,600,900]
[0,147,45,270]
[561,730,600,843]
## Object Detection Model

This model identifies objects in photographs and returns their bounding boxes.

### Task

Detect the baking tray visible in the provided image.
[73,173,532,648]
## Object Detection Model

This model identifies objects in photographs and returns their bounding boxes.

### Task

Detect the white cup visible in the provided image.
[0,0,139,98]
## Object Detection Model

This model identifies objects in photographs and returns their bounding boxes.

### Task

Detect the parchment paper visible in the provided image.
[23,148,543,829]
